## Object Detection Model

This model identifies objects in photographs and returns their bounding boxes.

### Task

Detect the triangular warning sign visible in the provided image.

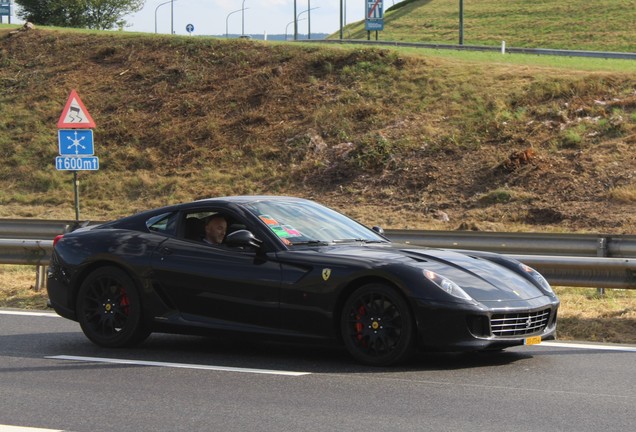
[57,89,96,129]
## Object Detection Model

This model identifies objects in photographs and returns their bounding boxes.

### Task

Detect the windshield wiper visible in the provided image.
[333,238,386,244]
[289,240,330,246]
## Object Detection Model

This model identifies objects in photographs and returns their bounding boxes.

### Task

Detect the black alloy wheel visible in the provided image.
[340,283,415,366]
[76,266,150,347]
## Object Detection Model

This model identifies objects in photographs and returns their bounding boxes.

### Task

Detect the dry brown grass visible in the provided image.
[0,266,49,309]
[1,29,636,232]
[555,287,636,344]
[2,266,635,344]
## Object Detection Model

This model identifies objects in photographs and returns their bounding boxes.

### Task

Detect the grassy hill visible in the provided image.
[0,24,635,234]
[342,0,635,52]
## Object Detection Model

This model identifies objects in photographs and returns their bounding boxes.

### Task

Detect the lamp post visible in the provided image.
[241,0,247,36]
[226,7,245,38]
[285,17,307,41]
[459,0,464,45]
[293,0,297,41]
[308,0,311,40]
[339,0,343,39]
[155,0,176,34]
[171,0,174,34]
[297,7,319,40]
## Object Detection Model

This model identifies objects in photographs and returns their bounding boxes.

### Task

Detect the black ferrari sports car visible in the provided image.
[48,196,559,366]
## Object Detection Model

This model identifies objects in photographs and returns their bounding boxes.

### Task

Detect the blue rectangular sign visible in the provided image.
[55,156,99,171]
[58,129,94,156]
[365,0,384,31]
[0,5,10,15]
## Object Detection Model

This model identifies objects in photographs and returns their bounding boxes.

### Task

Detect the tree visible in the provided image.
[15,0,145,30]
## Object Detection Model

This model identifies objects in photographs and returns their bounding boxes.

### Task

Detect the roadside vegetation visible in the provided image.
[343,0,635,53]
[0,0,635,344]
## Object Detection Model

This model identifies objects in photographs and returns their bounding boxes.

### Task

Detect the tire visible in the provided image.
[340,283,415,366]
[76,266,150,347]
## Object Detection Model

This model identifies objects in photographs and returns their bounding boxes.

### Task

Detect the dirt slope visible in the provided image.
[1,27,636,232]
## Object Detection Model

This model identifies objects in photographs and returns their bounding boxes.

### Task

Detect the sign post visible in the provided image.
[56,90,98,221]
[365,0,384,40]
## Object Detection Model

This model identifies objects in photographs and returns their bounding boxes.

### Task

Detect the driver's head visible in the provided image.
[204,215,227,244]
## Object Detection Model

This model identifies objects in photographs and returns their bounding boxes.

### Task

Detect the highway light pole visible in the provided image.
[293,0,297,41]
[154,0,174,34]
[297,7,319,40]
[241,0,247,36]
[226,8,244,38]
[339,0,343,39]
[459,0,464,45]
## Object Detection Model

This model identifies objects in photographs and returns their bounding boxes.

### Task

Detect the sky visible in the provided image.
[125,0,375,37]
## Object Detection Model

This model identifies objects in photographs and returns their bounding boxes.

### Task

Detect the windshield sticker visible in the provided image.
[259,215,279,225]
[282,225,301,236]
[271,225,291,238]
[259,215,303,239]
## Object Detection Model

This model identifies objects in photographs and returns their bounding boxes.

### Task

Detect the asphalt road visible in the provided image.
[1,309,635,432]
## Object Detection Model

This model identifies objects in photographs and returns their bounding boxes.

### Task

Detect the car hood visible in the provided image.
[314,244,544,302]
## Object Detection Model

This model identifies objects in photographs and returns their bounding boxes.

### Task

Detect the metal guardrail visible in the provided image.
[1,219,636,290]
[310,39,636,60]
[385,229,636,257]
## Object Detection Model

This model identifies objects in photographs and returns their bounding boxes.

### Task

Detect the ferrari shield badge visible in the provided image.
[322,268,332,281]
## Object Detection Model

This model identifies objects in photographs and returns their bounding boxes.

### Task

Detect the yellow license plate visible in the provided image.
[524,336,542,345]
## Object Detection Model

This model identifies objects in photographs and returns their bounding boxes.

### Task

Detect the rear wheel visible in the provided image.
[76,266,150,347]
[340,283,415,366]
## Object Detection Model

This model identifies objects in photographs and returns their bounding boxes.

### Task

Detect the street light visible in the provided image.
[241,0,247,36]
[155,0,176,34]
[297,7,319,40]
[285,17,307,41]
[459,0,464,45]
[226,8,249,38]
[307,0,321,40]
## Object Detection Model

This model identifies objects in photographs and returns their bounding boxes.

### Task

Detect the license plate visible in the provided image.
[524,335,542,345]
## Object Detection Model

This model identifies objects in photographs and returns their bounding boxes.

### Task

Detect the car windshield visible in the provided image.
[243,199,388,246]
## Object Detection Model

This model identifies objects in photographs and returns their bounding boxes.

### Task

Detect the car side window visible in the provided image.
[146,212,178,236]
[180,210,258,250]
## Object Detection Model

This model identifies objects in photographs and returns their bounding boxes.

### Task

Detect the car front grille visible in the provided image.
[490,308,551,337]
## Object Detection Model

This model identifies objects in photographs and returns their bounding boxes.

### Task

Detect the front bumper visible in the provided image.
[412,296,559,351]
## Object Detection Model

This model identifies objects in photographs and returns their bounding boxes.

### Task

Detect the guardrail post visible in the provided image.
[597,237,608,295]
[34,265,47,292]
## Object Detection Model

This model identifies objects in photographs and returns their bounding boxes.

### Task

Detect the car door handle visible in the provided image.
[159,247,174,256]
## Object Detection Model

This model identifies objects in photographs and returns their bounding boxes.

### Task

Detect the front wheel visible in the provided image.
[340,284,415,366]
[76,266,150,347]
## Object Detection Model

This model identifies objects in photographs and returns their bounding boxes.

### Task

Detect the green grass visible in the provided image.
[342,0,636,53]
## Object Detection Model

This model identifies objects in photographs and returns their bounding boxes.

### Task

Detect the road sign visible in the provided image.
[0,4,10,15]
[55,156,99,171]
[57,89,96,129]
[186,23,194,34]
[365,0,384,31]
[58,129,94,155]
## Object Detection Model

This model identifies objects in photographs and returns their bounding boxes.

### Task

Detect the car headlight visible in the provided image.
[519,263,554,294]
[423,270,473,301]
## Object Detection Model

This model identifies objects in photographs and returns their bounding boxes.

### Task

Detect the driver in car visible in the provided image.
[203,214,227,245]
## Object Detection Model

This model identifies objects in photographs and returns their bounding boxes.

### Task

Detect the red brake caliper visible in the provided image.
[120,287,130,315]
[355,305,366,341]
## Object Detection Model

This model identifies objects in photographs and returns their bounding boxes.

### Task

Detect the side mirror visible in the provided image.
[372,226,385,235]
[225,229,263,248]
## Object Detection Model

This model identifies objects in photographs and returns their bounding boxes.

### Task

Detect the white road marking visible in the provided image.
[542,341,636,352]
[45,355,311,376]
[0,426,64,432]
[0,310,59,318]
